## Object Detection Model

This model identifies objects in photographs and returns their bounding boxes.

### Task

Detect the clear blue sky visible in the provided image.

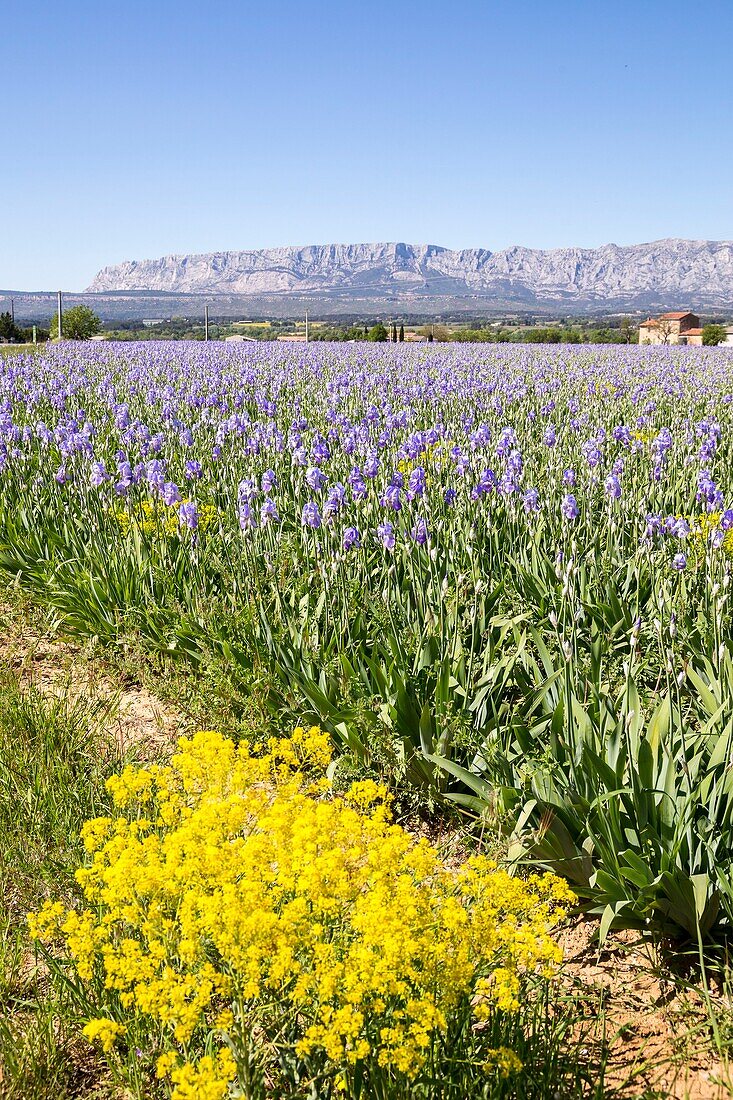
[5,0,733,289]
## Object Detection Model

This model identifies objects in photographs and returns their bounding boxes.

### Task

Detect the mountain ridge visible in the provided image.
[86,238,733,309]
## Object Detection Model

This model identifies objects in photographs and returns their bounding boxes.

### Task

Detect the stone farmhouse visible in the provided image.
[638,312,702,345]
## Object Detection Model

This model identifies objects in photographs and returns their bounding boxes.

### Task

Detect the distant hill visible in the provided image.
[85,239,733,311]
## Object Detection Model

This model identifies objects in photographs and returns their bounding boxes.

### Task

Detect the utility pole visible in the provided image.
[32,325,37,345]
[305,311,309,343]
[57,292,63,340]
[204,304,209,342]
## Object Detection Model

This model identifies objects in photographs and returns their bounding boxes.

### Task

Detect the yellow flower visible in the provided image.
[169,1048,236,1100]
[483,1046,523,1078]
[156,1050,180,1079]
[82,1017,126,1053]
[30,726,572,1086]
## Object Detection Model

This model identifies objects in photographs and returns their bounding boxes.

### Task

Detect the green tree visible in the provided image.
[50,305,102,341]
[0,312,21,342]
[399,324,404,342]
[702,323,727,346]
[367,323,388,342]
[619,317,636,344]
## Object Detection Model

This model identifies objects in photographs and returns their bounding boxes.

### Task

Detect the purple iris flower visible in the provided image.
[238,502,256,530]
[184,460,203,481]
[90,462,107,488]
[261,469,277,493]
[146,460,166,493]
[407,467,426,498]
[306,466,327,492]
[162,482,181,507]
[377,521,395,550]
[343,527,360,551]
[562,468,576,487]
[604,474,622,500]
[411,517,429,545]
[382,485,402,511]
[350,474,367,501]
[499,470,519,496]
[475,468,498,495]
[697,471,724,510]
[561,493,579,521]
[260,497,279,524]
[507,449,523,473]
[311,437,330,464]
[496,427,517,458]
[324,485,347,520]
[302,502,322,529]
[454,451,471,476]
[672,553,687,571]
[582,441,603,468]
[238,477,258,503]
[363,451,380,478]
[178,501,198,530]
[116,460,133,487]
[522,488,539,512]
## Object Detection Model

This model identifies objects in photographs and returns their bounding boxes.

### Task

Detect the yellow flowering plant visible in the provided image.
[111,499,219,539]
[29,726,574,1099]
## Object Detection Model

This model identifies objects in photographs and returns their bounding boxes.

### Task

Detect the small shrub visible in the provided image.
[30,727,574,1099]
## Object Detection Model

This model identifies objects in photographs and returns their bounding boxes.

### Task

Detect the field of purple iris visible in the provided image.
[4,339,733,940]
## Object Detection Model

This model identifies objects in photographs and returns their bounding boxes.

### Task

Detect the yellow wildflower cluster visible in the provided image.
[111,499,218,538]
[689,511,733,558]
[483,1046,524,1078]
[397,439,452,477]
[82,1017,127,1053]
[29,726,573,1094]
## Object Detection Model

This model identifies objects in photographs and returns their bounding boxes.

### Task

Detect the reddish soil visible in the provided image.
[561,918,733,1097]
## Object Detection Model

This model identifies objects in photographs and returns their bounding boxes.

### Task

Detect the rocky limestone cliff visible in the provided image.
[87,239,733,308]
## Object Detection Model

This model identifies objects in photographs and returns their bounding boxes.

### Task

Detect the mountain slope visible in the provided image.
[87,239,733,309]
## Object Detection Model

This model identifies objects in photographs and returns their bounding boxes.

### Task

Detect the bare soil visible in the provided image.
[0,605,183,756]
[561,918,733,1097]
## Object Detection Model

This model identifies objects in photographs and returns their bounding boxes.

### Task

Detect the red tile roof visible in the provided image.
[660,312,693,320]
[684,328,703,335]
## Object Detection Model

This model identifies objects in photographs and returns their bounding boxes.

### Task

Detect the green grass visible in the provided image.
[0,344,40,357]
[0,671,132,1099]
